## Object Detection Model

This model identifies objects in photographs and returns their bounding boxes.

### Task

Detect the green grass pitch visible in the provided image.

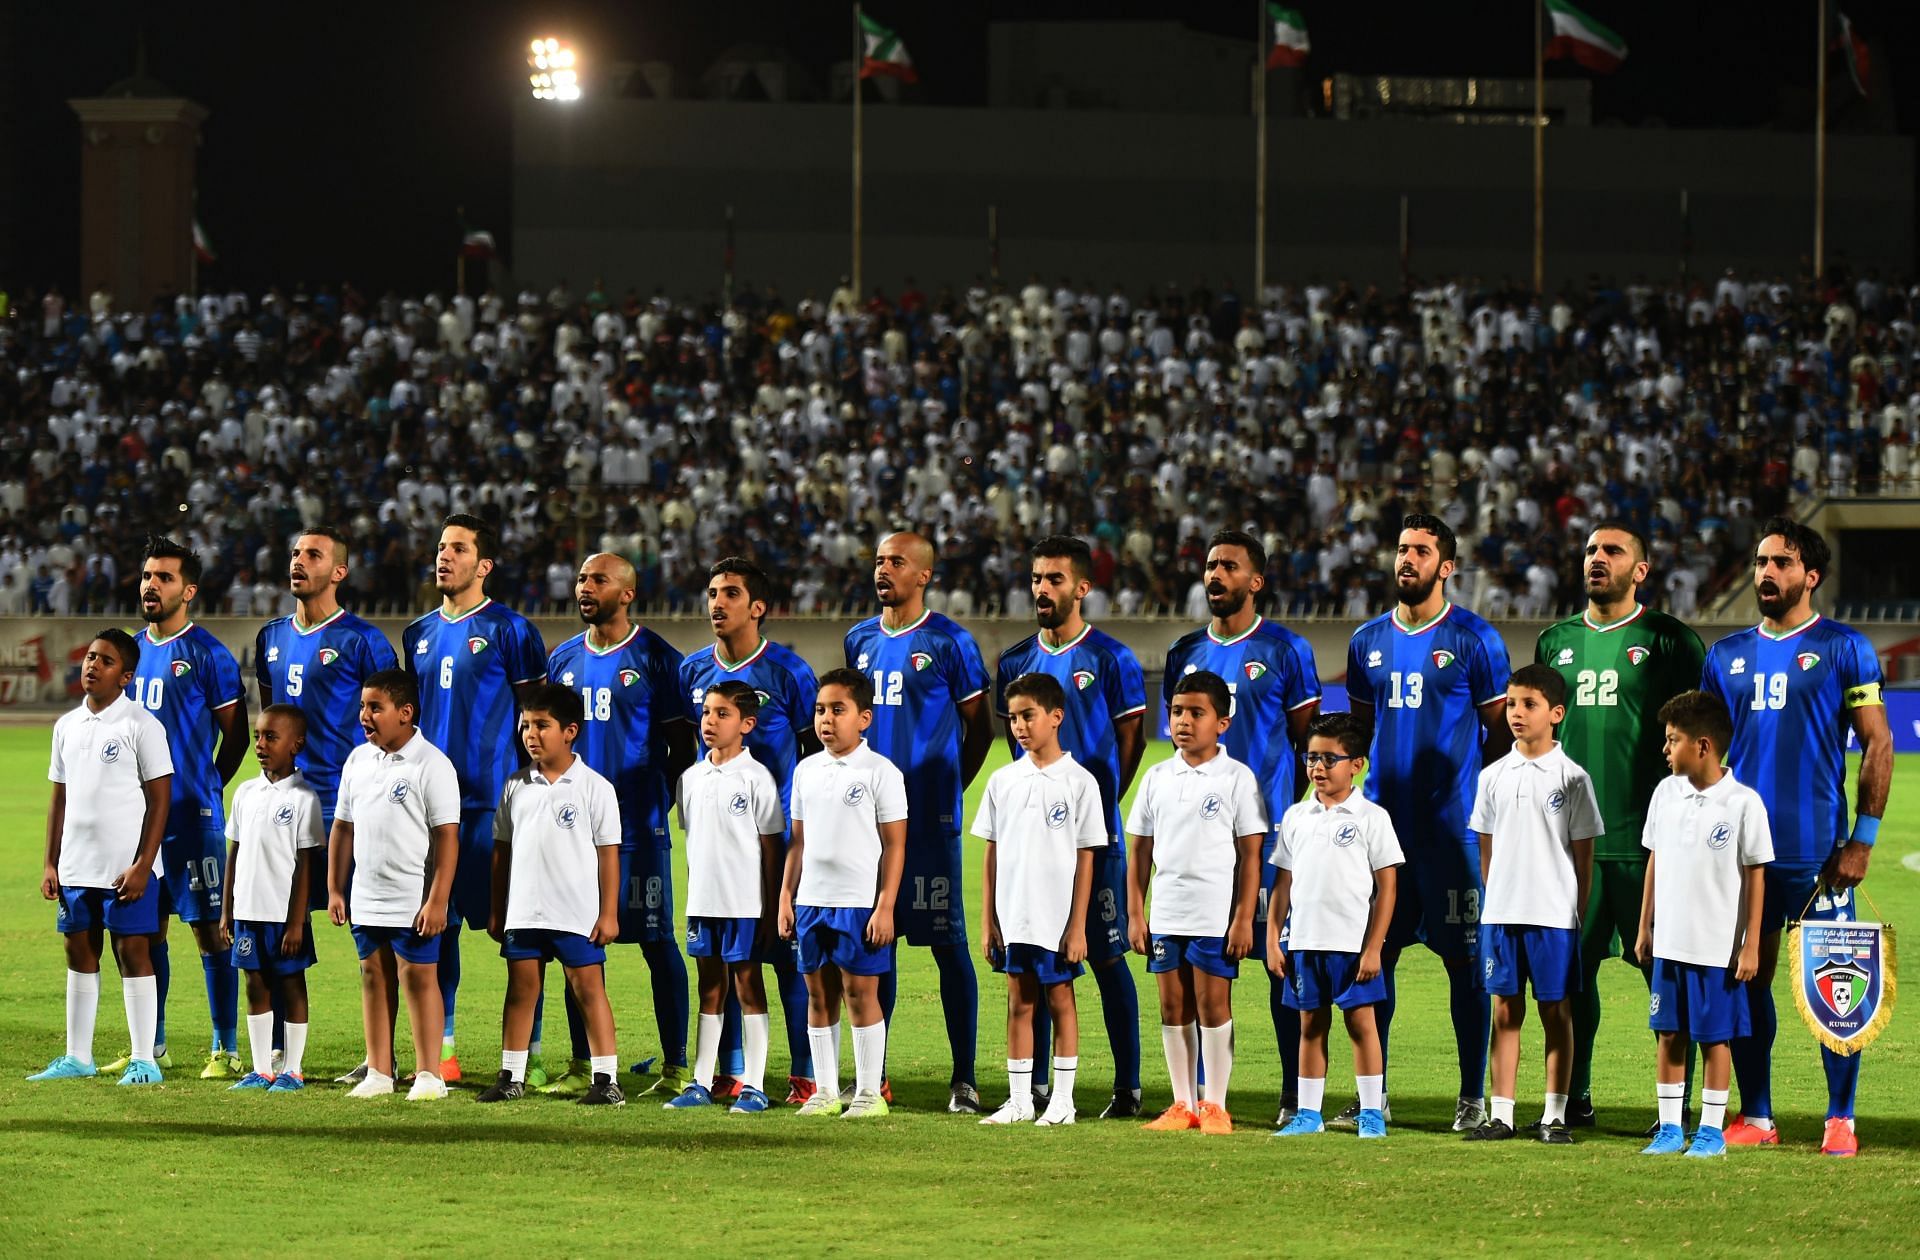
[2,731,1917,1254]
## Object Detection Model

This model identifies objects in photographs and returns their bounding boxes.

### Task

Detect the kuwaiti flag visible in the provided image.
[1267,5,1309,69]
[1544,0,1627,74]
[192,216,216,265]
[460,229,497,260]
[859,13,917,82]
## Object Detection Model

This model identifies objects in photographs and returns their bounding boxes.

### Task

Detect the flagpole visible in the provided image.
[1533,0,1545,295]
[1399,193,1410,290]
[988,204,1000,282]
[1254,0,1267,302]
[853,3,864,301]
[724,203,736,308]
[1815,0,1827,285]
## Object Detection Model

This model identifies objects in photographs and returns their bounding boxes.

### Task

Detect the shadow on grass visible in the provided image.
[7,1114,821,1149]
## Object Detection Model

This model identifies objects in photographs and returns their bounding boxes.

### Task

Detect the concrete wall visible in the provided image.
[511,97,1913,298]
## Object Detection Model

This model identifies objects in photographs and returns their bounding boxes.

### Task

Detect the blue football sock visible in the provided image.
[1683,1038,1697,1108]
[1822,1045,1860,1118]
[438,923,462,1040]
[564,983,590,1061]
[1091,954,1141,1092]
[1732,979,1775,1119]
[642,941,690,1068]
[879,963,897,1024]
[1377,960,1397,1091]
[718,991,746,1078]
[530,986,545,1055]
[271,1007,286,1056]
[203,951,239,1053]
[1447,957,1489,1098]
[153,938,171,1051]
[773,958,813,1078]
[1032,1003,1053,1088]
[931,943,980,1086]
[1270,971,1300,1099]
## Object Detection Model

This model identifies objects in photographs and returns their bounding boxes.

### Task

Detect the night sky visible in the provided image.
[2,0,1914,298]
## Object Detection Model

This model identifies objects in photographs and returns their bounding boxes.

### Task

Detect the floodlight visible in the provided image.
[528,37,581,102]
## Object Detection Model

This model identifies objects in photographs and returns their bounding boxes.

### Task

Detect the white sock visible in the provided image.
[1161,1024,1197,1107]
[1356,1074,1384,1111]
[741,1013,770,1094]
[66,970,99,1064]
[123,975,157,1062]
[246,1012,274,1076]
[693,1012,723,1089]
[1491,1096,1515,1127]
[1008,1057,1034,1110]
[501,1048,528,1083]
[1543,1092,1568,1125]
[1298,1075,1327,1114]
[589,1055,617,1079]
[1701,1087,1729,1132]
[283,1022,309,1077]
[1051,1056,1078,1111]
[442,1034,455,1055]
[1657,1081,1684,1127]
[1748,1114,1775,1131]
[1200,1022,1233,1106]
[528,1037,542,1059]
[809,1022,841,1099]
[852,1021,886,1097]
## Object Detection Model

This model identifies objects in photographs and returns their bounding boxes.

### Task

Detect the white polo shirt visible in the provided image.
[496,757,622,936]
[973,751,1107,951]
[48,694,174,889]
[1125,748,1268,936]
[679,748,785,919]
[1272,793,1404,953]
[1642,771,1775,966]
[227,771,325,922]
[335,731,462,929]
[790,740,909,909]
[1470,743,1605,929]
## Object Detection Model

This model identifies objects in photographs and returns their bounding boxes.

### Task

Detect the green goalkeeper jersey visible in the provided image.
[1535,604,1706,860]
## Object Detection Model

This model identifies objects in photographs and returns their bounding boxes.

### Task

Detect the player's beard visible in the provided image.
[1395,569,1439,607]
[139,593,179,624]
[1035,597,1073,631]
[578,597,613,626]
[1586,567,1632,606]
[1755,576,1803,621]
[1204,583,1246,619]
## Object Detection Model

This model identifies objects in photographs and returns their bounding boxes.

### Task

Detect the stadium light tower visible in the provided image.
[528,37,581,102]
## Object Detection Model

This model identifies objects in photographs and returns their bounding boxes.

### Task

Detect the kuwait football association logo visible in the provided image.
[910,652,933,672]
[171,659,192,677]
[1073,669,1096,691]
[467,636,489,655]
[318,647,340,666]
[1816,957,1869,1019]
[1626,646,1650,666]
[1243,661,1267,682]
[1792,919,1897,1055]
[1431,650,1455,669]
[618,668,641,688]
[1797,652,1822,672]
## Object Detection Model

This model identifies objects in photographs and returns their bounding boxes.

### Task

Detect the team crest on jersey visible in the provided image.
[100,739,122,764]
[319,648,340,666]
[555,804,579,830]
[619,669,641,688]
[388,781,410,804]
[728,792,749,816]
[1367,650,1382,668]
[1243,661,1267,682]
[910,652,934,672]
[171,659,192,677]
[1730,657,1747,675]
[843,782,868,807]
[1546,789,1566,814]
[1707,822,1731,851]
[755,690,772,707]
[856,652,871,670]
[267,646,281,664]
[1333,823,1358,848]
[1554,648,1573,666]
[274,804,295,828]
[1626,646,1650,666]
[1046,801,1069,829]
[1073,669,1096,691]
[1797,652,1822,672]
[1431,650,1455,670]
[1199,794,1223,821]
[467,636,489,655]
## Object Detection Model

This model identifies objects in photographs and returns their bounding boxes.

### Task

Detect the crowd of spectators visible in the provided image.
[2,264,1916,623]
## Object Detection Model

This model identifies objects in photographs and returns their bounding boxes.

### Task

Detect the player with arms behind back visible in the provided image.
[1699,519,1892,1156]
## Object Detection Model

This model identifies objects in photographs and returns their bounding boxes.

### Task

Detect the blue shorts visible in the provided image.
[158,827,227,924]
[231,919,317,974]
[306,811,337,913]
[1147,933,1239,979]
[687,916,762,964]
[1478,923,1580,1001]
[1282,948,1389,1011]
[794,905,895,977]
[1386,839,1482,959]
[446,810,495,930]
[616,846,677,944]
[1085,844,1130,963]
[1762,864,1854,934]
[501,928,606,968]
[1649,957,1751,1044]
[990,942,1084,986]
[57,881,164,937]
[351,923,442,965]
[1250,843,1283,962]
[897,824,968,946]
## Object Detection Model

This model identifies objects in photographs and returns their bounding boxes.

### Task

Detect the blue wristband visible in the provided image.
[1852,816,1881,848]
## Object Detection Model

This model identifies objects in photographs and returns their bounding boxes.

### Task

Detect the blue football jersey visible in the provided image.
[681,636,819,821]
[129,622,245,834]
[403,598,547,812]
[1701,615,1882,867]
[846,610,990,837]
[1346,603,1511,848]
[994,625,1149,842]
[1163,615,1322,828]
[549,624,685,850]
[255,609,398,821]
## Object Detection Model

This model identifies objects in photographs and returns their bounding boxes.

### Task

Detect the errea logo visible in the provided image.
[1554,648,1574,666]
[266,645,281,664]
[1367,650,1383,669]
[856,652,871,670]
[1729,657,1747,675]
